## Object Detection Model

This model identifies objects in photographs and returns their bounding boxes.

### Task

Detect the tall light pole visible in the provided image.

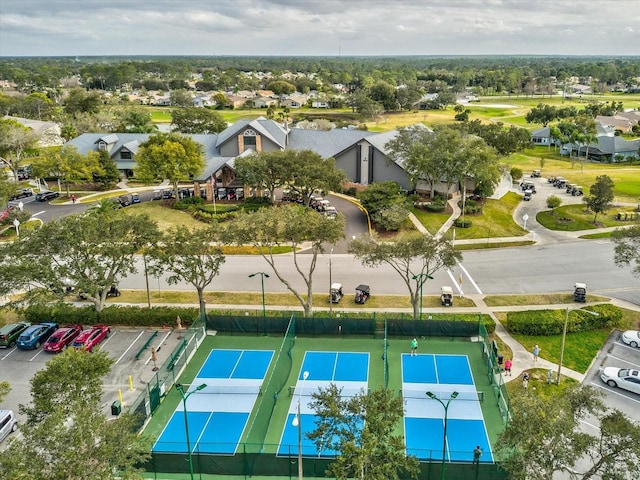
[557,307,599,384]
[175,383,207,480]
[426,391,458,480]
[249,272,269,335]
[329,249,333,314]
[292,370,309,480]
[412,274,434,320]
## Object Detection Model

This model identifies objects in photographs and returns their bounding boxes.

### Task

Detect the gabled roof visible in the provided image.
[594,135,640,155]
[532,126,550,137]
[119,139,140,154]
[215,118,287,149]
[96,134,119,145]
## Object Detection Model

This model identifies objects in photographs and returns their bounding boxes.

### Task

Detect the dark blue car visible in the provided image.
[16,322,58,350]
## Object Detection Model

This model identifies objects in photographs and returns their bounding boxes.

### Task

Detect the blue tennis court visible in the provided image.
[153,349,274,455]
[402,353,493,463]
[277,351,369,457]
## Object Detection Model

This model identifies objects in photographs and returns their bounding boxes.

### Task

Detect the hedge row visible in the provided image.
[19,305,495,334]
[22,305,200,328]
[506,304,622,336]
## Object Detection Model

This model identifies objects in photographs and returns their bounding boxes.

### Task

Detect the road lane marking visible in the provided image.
[458,262,482,295]
[446,269,463,295]
[32,211,46,217]
[579,420,600,432]
[115,330,145,365]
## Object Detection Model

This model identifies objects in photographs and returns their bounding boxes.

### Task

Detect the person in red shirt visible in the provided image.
[504,358,512,376]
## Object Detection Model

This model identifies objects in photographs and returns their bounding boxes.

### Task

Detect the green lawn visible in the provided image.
[453,191,527,239]
[537,204,637,231]
[410,207,450,234]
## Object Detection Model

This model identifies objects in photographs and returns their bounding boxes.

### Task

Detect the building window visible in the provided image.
[243,129,257,147]
[120,150,132,160]
[98,141,107,151]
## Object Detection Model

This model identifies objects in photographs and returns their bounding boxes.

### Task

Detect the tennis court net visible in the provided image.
[288,385,368,398]
[400,389,484,402]
[194,384,262,396]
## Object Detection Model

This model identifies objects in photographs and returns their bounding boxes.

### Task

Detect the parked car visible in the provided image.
[621,330,640,348]
[9,188,34,200]
[131,193,141,203]
[43,324,84,353]
[17,322,58,350]
[0,410,17,443]
[0,322,31,348]
[600,367,640,395]
[35,190,60,202]
[523,190,532,201]
[71,324,110,351]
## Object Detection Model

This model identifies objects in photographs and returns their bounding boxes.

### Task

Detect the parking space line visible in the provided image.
[1,348,18,360]
[579,420,600,432]
[589,381,640,405]
[614,342,640,353]
[29,349,44,362]
[143,330,172,366]
[458,262,482,295]
[606,353,639,366]
[115,331,146,365]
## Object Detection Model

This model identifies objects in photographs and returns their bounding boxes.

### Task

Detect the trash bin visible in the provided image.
[111,400,121,416]
[497,354,504,369]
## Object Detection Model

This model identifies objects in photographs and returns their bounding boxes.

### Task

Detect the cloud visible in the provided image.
[0,0,639,56]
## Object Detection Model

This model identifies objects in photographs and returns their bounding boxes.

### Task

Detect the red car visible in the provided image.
[71,324,111,352]
[43,324,83,353]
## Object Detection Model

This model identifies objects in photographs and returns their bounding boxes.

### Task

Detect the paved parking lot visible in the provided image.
[0,326,185,428]
[584,330,640,419]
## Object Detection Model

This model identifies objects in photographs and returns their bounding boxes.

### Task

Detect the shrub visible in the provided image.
[455,218,472,228]
[506,304,621,336]
[424,202,446,212]
[510,167,523,181]
[547,195,562,209]
[372,204,410,231]
[22,304,200,327]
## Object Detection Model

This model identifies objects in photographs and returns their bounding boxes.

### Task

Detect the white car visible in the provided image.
[600,367,640,395]
[621,330,640,348]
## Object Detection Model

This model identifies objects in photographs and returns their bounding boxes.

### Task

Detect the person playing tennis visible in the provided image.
[410,337,418,357]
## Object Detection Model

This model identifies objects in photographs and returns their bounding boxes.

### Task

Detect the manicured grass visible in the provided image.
[537,204,637,231]
[98,289,475,310]
[484,294,610,307]
[510,328,612,373]
[410,206,450,234]
[453,192,528,239]
[454,241,535,250]
[505,368,579,399]
[126,202,206,231]
[579,231,615,239]
[147,108,172,123]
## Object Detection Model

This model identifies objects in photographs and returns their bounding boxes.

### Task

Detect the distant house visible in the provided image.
[413,94,439,110]
[225,94,247,109]
[193,95,214,108]
[311,100,330,108]
[280,95,308,108]
[5,116,64,147]
[252,97,277,108]
[595,111,640,133]
[531,126,553,146]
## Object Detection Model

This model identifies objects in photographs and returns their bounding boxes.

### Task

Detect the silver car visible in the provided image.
[621,330,640,348]
[0,409,17,443]
[600,367,640,395]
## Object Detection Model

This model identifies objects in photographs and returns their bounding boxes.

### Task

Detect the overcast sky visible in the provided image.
[1,0,639,57]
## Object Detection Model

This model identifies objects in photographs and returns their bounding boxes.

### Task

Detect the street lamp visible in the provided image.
[426,391,458,480]
[557,307,599,384]
[292,370,309,480]
[412,274,434,320]
[249,272,269,335]
[175,383,207,480]
[329,249,333,314]
[13,219,20,237]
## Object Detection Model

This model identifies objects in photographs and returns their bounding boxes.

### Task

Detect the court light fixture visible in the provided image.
[249,272,270,335]
[426,390,459,480]
[292,371,310,480]
[175,382,208,480]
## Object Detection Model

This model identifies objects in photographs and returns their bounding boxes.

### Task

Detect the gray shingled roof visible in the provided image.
[287,128,373,158]
[215,118,286,149]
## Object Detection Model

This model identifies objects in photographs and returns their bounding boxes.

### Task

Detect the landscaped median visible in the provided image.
[537,204,638,231]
